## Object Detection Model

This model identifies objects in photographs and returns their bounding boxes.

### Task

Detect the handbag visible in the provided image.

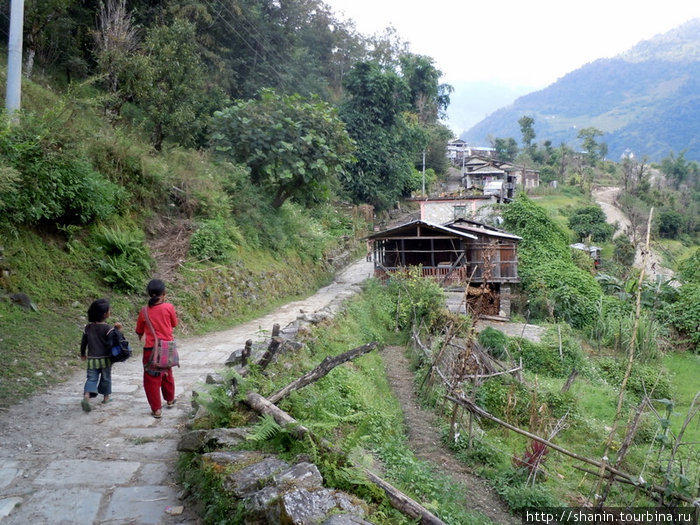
[142,306,179,369]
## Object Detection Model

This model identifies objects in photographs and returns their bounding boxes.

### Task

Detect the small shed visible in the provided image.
[571,243,602,267]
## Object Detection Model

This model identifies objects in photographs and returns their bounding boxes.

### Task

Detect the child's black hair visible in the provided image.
[147,279,166,306]
[87,299,110,322]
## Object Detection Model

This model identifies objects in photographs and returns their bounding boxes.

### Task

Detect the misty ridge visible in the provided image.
[462,18,700,161]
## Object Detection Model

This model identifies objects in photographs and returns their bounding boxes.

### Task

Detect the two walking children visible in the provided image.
[81,279,179,419]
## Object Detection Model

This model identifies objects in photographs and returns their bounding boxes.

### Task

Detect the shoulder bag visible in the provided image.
[143,306,179,369]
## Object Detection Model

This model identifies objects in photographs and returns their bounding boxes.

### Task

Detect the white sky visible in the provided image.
[324,0,700,89]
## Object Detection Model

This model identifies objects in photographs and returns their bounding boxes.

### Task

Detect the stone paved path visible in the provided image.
[0,259,374,525]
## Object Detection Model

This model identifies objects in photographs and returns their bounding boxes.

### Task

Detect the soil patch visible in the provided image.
[381,344,518,524]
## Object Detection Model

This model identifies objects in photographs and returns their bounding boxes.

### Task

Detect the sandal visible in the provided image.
[166,400,176,409]
[152,409,162,419]
[81,398,92,412]
[102,398,112,404]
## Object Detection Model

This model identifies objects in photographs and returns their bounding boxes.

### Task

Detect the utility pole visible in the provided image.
[5,0,25,115]
[421,149,426,196]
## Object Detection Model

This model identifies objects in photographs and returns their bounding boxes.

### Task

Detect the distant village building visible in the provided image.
[446,140,495,167]
[460,154,540,200]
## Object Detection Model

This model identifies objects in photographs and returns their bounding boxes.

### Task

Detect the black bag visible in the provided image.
[109,327,132,363]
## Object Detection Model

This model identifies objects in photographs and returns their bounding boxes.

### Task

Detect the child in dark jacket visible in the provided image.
[80,299,120,412]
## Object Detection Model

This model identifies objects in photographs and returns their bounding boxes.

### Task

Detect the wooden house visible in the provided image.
[367,219,521,317]
[461,154,540,200]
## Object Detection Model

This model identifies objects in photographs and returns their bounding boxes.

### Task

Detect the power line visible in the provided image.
[200,0,295,94]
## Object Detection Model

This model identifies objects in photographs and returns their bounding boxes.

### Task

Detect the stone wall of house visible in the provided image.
[421,198,496,224]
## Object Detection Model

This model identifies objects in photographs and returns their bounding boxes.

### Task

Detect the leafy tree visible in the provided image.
[399,54,452,122]
[211,89,355,209]
[492,137,519,162]
[659,150,699,189]
[93,0,141,118]
[568,205,615,242]
[518,115,536,152]
[577,127,605,165]
[613,235,635,267]
[136,20,221,151]
[657,209,684,239]
[339,61,423,209]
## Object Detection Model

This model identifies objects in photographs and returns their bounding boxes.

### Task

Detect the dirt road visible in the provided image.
[592,186,674,282]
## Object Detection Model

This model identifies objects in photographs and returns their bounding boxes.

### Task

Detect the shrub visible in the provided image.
[0,113,125,226]
[596,357,672,399]
[188,220,240,262]
[478,327,509,359]
[509,338,564,377]
[452,436,505,469]
[386,267,446,331]
[499,483,560,512]
[613,235,636,267]
[93,226,152,292]
[477,376,531,426]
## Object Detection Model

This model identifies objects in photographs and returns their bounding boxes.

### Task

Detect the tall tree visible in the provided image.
[136,19,217,150]
[340,61,423,209]
[577,127,605,166]
[492,137,519,162]
[399,54,452,122]
[518,115,536,151]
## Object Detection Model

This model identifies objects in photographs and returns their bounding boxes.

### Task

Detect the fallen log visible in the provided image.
[244,391,445,524]
[268,342,379,404]
[244,391,311,440]
[364,469,446,525]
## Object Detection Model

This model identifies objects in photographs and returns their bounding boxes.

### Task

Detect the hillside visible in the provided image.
[462,18,700,161]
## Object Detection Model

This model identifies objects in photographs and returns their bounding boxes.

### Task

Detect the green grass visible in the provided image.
[663,352,700,444]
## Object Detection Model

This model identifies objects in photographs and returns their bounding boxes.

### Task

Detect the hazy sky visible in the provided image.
[324,0,700,133]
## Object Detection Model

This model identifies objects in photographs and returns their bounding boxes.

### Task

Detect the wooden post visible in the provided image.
[241,339,252,367]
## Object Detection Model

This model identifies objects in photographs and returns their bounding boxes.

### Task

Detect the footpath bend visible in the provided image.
[0,259,373,524]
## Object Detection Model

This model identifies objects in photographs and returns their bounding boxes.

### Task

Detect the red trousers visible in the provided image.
[142,349,175,412]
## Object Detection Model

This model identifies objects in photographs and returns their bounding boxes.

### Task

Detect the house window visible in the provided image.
[453,205,468,219]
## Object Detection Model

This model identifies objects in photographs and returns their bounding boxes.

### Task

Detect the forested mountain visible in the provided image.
[462,19,700,161]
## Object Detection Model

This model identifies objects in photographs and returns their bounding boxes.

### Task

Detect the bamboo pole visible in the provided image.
[594,207,653,506]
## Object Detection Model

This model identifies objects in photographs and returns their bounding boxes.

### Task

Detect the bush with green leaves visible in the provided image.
[662,249,700,352]
[503,195,602,328]
[613,235,635,267]
[449,434,505,469]
[0,113,125,226]
[93,226,152,292]
[477,327,509,359]
[567,204,614,242]
[596,357,672,400]
[188,220,240,262]
[385,267,446,331]
[476,376,532,426]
